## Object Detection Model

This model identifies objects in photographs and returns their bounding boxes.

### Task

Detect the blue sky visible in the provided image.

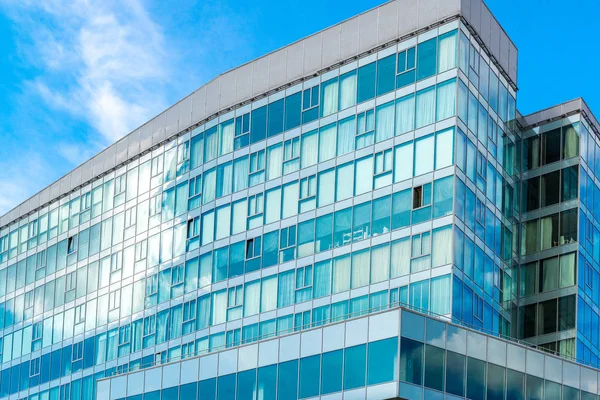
[0,0,597,215]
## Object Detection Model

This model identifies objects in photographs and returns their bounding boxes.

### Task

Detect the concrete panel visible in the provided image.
[40,187,50,207]
[92,153,104,177]
[418,0,438,28]
[139,122,153,153]
[29,194,40,210]
[377,1,399,44]
[269,48,288,89]
[191,86,207,125]
[321,26,341,70]
[437,0,460,19]
[235,63,253,103]
[489,19,501,59]
[252,55,270,97]
[219,71,237,111]
[60,175,70,194]
[116,139,128,165]
[81,160,93,184]
[50,181,60,201]
[178,96,192,132]
[499,32,510,78]
[397,0,419,37]
[358,8,378,51]
[205,79,220,116]
[151,112,167,146]
[339,17,359,60]
[70,167,82,189]
[103,145,117,171]
[165,105,179,137]
[286,40,304,82]
[509,41,518,84]
[127,130,140,159]
[304,33,322,76]
[479,5,491,50]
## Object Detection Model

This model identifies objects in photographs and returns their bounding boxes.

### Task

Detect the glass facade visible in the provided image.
[0,1,598,399]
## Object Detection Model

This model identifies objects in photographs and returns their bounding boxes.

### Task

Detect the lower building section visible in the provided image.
[98,307,599,400]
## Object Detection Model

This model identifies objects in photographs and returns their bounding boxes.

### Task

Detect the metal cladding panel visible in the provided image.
[50,181,60,201]
[286,41,304,82]
[469,0,482,35]
[461,0,471,21]
[269,48,288,89]
[339,17,359,61]
[509,42,518,84]
[304,33,322,76]
[178,96,192,132]
[219,71,237,110]
[358,8,378,51]
[92,152,104,178]
[418,0,439,28]
[39,187,50,206]
[489,19,500,58]
[139,122,153,153]
[499,32,510,77]
[165,106,179,136]
[397,0,419,36]
[103,145,117,171]
[116,139,128,165]
[378,1,399,44]
[321,26,341,69]
[479,5,491,49]
[128,130,141,159]
[151,112,167,146]
[191,87,207,125]
[70,167,82,189]
[235,63,253,103]
[252,55,270,97]
[59,175,70,194]
[204,80,220,116]
[29,194,40,210]
[81,160,93,184]
[437,0,461,18]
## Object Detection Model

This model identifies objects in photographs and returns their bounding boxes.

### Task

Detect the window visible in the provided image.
[75,304,86,325]
[171,264,184,287]
[376,54,396,95]
[396,46,416,88]
[280,226,297,263]
[109,289,121,310]
[299,175,317,212]
[374,149,393,188]
[417,37,437,80]
[188,175,202,210]
[247,193,264,229]
[65,271,76,292]
[227,285,243,321]
[302,85,319,122]
[249,150,265,186]
[411,231,431,272]
[30,357,41,377]
[183,300,197,334]
[357,62,376,103]
[295,265,313,303]
[150,194,162,216]
[283,137,300,174]
[177,141,190,175]
[321,77,339,117]
[246,237,261,260]
[187,216,200,249]
[413,184,432,209]
[438,30,457,72]
[356,109,375,149]
[235,112,250,149]
[67,235,77,254]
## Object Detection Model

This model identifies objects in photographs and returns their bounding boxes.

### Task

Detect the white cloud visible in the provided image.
[3,0,169,144]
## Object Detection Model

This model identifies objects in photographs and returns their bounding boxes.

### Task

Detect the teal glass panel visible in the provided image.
[424,344,445,391]
[344,344,366,390]
[237,369,257,400]
[357,62,376,103]
[400,337,423,385]
[285,92,302,131]
[198,378,216,400]
[506,369,524,400]
[278,360,298,400]
[446,351,465,396]
[417,38,437,80]
[376,54,396,96]
[467,357,486,400]
[179,383,197,400]
[299,355,320,398]
[251,106,267,144]
[268,99,284,137]
[367,337,398,385]
[258,365,277,400]
[321,350,343,394]
[217,374,236,400]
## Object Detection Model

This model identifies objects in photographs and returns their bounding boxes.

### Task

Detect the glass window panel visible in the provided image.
[344,344,366,390]
[414,135,434,176]
[436,79,456,121]
[415,86,435,128]
[417,38,437,80]
[367,337,398,385]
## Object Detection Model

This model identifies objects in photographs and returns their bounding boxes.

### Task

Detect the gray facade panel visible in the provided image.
[251,55,270,98]
[304,33,322,76]
[128,130,141,159]
[190,87,206,126]
[437,0,460,19]
[235,63,254,103]
[81,160,93,184]
[479,5,491,49]
[418,0,438,29]
[499,32,510,78]
[509,41,518,83]
[377,2,399,44]
[219,71,237,110]
[269,48,288,89]
[139,123,153,153]
[204,80,220,116]
[178,96,192,132]
[397,0,419,36]
[339,17,359,61]
[358,8,378,51]
[103,144,117,171]
[116,139,128,166]
[489,19,500,59]
[151,112,167,146]
[70,167,82,189]
[320,26,341,69]
[165,106,179,137]
[286,41,304,82]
